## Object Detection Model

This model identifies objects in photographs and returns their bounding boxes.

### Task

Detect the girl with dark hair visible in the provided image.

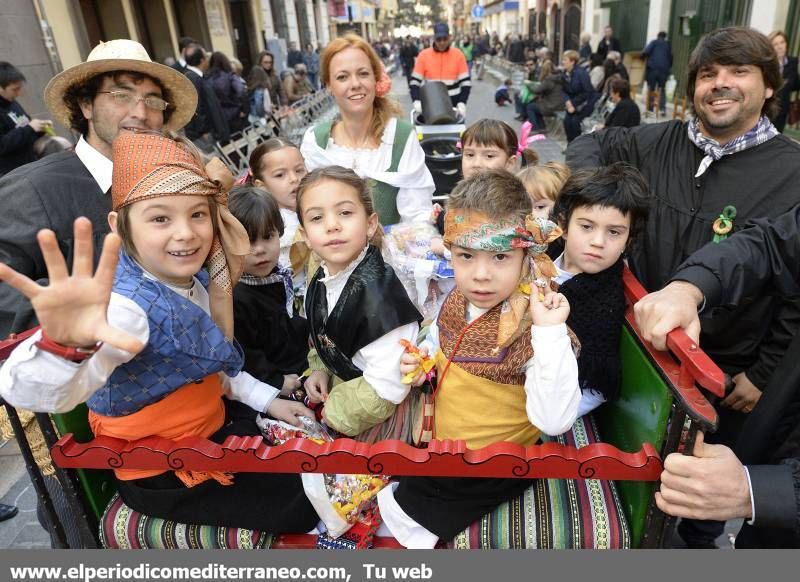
[248,138,309,296]
[296,166,422,441]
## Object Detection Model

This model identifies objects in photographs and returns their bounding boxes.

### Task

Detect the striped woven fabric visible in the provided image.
[100,494,272,549]
[353,389,424,444]
[448,414,631,549]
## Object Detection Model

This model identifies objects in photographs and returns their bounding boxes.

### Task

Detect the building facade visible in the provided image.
[459,0,797,91]
[2,0,339,132]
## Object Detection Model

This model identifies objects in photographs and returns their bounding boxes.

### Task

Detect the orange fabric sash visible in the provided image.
[88,374,229,486]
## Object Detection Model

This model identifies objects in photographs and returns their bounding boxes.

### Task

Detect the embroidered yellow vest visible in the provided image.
[433,290,540,449]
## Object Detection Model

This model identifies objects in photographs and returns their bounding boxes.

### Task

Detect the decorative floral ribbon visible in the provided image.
[712,205,737,243]
[375,65,392,98]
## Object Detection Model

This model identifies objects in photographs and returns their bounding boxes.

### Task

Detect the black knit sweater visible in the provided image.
[557,258,626,401]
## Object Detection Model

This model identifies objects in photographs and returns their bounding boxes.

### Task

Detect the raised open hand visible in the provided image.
[0,217,144,354]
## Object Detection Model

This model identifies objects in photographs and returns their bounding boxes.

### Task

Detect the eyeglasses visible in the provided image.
[296,70,307,75]
[97,90,170,111]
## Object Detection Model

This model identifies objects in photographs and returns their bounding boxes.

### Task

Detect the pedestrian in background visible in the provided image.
[642,31,673,115]
[283,63,314,105]
[249,51,288,111]
[768,31,800,132]
[304,43,321,90]
[579,33,592,64]
[561,50,598,142]
[183,46,230,150]
[287,41,304,69]
[206,51,248,134]
[0,62,52,176]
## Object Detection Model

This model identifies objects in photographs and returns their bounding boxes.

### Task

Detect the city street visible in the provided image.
[0,67,739,551]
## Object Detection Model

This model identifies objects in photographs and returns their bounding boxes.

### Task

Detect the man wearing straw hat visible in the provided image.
[0,38,196,546]
[0,39,197,337]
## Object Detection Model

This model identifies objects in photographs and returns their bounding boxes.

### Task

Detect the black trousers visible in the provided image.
[116,399,319,534]
[393,476,533,540]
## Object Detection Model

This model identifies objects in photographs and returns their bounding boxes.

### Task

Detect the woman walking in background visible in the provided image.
[207,52,248,134]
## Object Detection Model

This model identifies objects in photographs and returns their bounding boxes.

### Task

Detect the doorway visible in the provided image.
[131,0,174,64]
[78,0,129,50]
[171,0,211,49]
[563,1,582,51]
[228,0,257,71]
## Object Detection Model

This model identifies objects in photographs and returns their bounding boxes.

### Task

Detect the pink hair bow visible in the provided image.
[517,121,545,156]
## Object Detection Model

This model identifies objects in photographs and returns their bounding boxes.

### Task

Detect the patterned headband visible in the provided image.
[444,209,563,349]
[443,209,562,255]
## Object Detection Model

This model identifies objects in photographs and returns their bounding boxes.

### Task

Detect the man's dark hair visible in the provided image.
[686,26,782,119]
[178,36,197,51]
[63,71,172,136]
[186,46,207,67]
[0,62,25,89]
[553,162,650,247]
[657,31,667,39]
[610,77,630,99]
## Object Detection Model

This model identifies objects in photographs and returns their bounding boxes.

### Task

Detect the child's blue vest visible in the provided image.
[86,251,244,417]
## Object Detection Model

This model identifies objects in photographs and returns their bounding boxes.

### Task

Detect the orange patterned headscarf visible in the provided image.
[111,132,250,339]
[444,209,562,348]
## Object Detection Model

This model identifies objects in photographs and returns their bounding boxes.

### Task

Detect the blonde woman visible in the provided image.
[300,34,434,226]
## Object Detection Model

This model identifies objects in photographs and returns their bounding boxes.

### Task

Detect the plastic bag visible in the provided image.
[301,473,390,539]
[257,416,389,539]
[382,222,456,320]
[256,415,334,445]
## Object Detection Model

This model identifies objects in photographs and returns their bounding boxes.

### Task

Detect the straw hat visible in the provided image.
[44,39,197,131]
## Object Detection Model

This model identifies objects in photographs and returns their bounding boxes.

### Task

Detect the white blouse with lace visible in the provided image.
[300,117,435,224]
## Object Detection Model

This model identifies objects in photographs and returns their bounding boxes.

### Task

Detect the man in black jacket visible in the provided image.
[596,26,622,61]
[171,37,198,74]
[634,206,800,548]
[0,62,52,176]
[0,39,196,340]
[567,26,800,548]
[182,46,230,151]
[399,36,419,86]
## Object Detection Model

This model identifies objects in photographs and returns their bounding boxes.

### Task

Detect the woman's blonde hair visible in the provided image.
[768,30,788,45]
[539,59,555,81]
[320,34,402,142]
[563,49,580,63]
[516,161,571,203]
